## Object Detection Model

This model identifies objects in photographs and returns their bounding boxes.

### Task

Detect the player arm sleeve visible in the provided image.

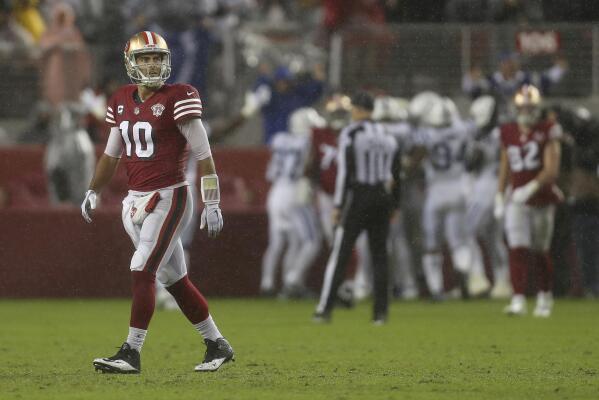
[104,127,123,158]
[178,118,213,161]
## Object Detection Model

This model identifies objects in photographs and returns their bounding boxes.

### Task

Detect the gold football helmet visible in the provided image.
[514,84,541,127]
[124,31,171,88]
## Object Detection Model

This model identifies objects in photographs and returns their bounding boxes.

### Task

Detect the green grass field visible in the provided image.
[0,298,598,400]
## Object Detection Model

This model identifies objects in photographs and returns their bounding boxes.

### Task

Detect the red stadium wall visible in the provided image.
[0,145,296,298]
[0,208,270,297]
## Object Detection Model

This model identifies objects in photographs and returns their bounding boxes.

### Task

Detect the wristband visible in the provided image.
[201,174,220,204]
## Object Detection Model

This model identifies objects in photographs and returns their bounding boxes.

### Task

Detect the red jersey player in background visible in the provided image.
[80,31,234,373]
[494,85,563,317]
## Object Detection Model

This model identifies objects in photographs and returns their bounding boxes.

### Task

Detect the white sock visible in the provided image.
[423,253,443,295]
[193,315,222,342]
[126,327,147,352]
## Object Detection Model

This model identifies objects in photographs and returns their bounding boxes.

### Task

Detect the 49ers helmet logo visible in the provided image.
[151,103,165,117]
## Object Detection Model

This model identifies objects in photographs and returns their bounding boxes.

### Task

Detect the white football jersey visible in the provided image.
[385,121,414,153]
[416,119,476,184]
[266,132,310,183]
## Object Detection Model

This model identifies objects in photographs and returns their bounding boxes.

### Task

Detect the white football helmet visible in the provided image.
[372,96,409,122]
[470,95,497,129]
[124,31,171,88]
[443,97,460,123]
[408,91,442,126]
[420,97,453,128]
[289,107,326,137]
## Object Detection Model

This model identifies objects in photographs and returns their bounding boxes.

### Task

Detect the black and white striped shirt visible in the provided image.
[334,120,401,207]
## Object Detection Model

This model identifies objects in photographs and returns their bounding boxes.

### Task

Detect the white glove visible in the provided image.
[511,180,540,204]
[200,203,223,238]
[240,91,260,118]
[493,193,505,220]
[81,189,97,223]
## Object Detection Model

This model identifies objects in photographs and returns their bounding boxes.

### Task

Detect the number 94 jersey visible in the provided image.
[416,119,476,185]
[499,120,564,206]
[105,83,203,191]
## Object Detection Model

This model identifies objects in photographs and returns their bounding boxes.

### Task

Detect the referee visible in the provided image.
[314,92,401,324]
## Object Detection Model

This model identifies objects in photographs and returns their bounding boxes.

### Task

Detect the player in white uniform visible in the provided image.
[370,96,419,300]
[414,96,477,300]
[467,96,511,298]
[260,108,323,296]
[280,108,324,297]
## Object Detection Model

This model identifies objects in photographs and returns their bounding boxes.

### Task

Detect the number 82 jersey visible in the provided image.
[105,83,203,191]
[499,120,564,206]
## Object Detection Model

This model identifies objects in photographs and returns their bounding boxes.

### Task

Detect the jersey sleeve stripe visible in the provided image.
[106,117,116,124]
[174,103,203,114]
[107,106,113,112]
[106,111,114,119]
[174,98,202,108]
[174,109,203,120]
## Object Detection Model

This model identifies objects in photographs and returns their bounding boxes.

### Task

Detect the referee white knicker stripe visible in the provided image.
[316,225,345,313]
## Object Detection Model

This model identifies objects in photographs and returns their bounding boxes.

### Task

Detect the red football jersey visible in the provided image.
[311,127,339,195]
[500,120,563,206]
[105,83,203,191]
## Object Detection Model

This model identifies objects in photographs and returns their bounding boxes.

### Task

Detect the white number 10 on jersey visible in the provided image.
[119,121,154,158]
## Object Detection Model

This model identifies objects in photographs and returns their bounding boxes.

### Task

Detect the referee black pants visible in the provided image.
[316,186,393,320]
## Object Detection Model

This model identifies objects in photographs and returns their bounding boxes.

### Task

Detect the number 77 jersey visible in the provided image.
[105,83,203,191]
[499,120,564,206]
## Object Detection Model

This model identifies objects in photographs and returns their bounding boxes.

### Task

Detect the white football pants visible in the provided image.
[122,184,193,287]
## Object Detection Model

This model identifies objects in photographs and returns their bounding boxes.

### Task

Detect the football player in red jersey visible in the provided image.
[80,31,233,373]
[494,85,563,317]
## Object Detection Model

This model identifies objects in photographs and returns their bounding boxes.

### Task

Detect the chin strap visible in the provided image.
[200,174,220,204]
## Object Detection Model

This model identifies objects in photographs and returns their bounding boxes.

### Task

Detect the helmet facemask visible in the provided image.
[125,49,171,88]
[124,32,171,89]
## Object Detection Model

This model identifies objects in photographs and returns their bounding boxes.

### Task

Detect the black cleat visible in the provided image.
[93,342,141,374]
[195,338,235,372]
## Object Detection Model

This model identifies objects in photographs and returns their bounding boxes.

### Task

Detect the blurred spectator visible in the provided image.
[463,52,567,122]
[161,14,215,98]
[11,0,46,43]
[245,63,325,144]
[19,102,52,143]
[323,0,386,34]
[38,2,91,107]
[445,0,489,22]
[260,0,295,24]
[380,0,445,22]
[44,104,95,206]
[79,77,120,143]
[544,0,599,22]
[0,1,37,59]
[489,0,544,23]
